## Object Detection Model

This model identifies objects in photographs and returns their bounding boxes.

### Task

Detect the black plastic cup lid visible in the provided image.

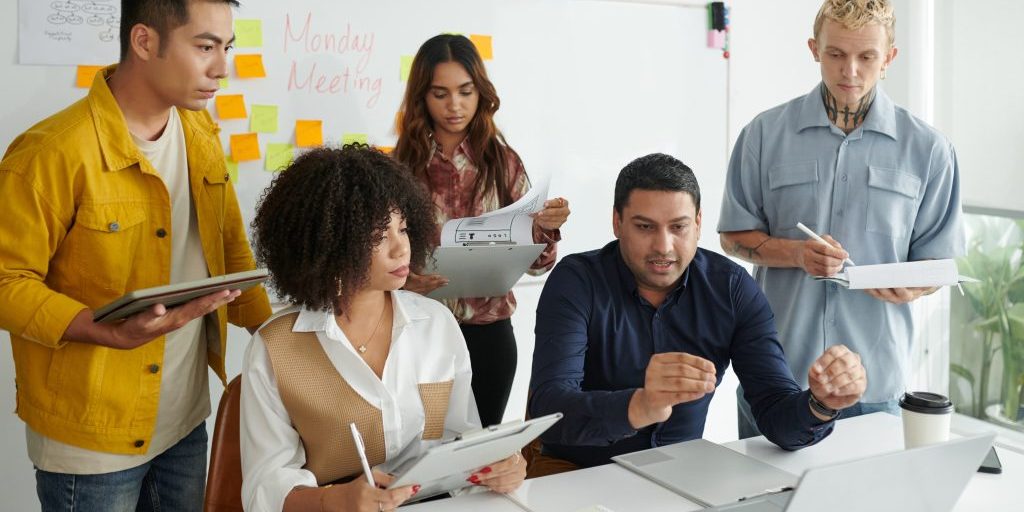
[899,391,954,414]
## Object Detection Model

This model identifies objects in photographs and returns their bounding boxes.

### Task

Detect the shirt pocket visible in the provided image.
[417,380,454,440]
[766,161,820,231]
[70,202,148,295]
[865,166,921,239]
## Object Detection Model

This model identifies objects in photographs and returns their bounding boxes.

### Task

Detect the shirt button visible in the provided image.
[842,174,848,182]
[155,228,167,238]
[836,210,843,216]
[108,222,120,232]
[148,364,160,374]
[134,439,145,448]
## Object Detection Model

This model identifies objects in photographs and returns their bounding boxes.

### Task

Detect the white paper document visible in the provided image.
[439,177,549,246]
[19,0,121,66]
[812,259,977,289]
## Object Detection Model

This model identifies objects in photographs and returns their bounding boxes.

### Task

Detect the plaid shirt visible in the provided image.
[421,139,559,325]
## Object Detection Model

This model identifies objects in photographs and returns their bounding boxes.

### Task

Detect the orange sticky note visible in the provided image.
[75,65,104,88]
[235,54,266,78]
[214,94,247,119]
[469,34,493,60]
[295,120,323,147]
[230,133,260,161]
[376,146,394,154]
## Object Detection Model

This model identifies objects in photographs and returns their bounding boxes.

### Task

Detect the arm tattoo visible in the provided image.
[727,238,770,262]
[821,83,875,132]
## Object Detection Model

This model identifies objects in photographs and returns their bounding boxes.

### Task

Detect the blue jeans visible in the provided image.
[736,385,899,439]
[35,422,208,512]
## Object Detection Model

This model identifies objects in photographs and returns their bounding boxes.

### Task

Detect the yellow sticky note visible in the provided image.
[235,54,266,78]
[295,120,323,147]
[400,55,414,82]
[234,19,263,47]
[214,94,247,119]
[469,34,493,60]
[342,133,368,146]
[75,65,104,88]
[225,158,239,183]
[230,133,260,162]
[265,143,295,172]
[250,104,278,133]
[219,78,229,89]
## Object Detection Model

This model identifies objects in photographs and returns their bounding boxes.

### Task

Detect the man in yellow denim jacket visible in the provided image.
[0,0,271,509]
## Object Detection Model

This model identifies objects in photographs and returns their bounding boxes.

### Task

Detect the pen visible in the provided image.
[349,423,377,488]
[796,222,855,267]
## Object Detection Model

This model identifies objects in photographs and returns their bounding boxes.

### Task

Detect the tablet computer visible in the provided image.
[387,412,562,501]
[92,269,270,323]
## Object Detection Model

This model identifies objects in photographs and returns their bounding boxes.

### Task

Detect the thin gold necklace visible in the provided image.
[356,299,388,355]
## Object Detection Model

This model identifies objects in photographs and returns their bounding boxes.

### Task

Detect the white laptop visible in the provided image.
[703,433,995,512]
[612,438,799,507]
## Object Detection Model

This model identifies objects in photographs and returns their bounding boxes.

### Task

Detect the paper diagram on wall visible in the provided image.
[19,0,120,66]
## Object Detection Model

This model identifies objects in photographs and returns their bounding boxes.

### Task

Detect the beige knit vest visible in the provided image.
[260,312,453,485]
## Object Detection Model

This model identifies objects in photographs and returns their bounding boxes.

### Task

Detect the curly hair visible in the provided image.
[251,145,436,313]
[394,34,517,207]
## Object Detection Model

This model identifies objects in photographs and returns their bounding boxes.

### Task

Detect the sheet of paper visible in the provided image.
[235,53,266,78]
[439,176,549,246]
[250,104,279,133]
[75,65,103,88]
[233,19,263,47]
[812,259,975,289]
[295,120,323,147]
[19,0,120,65]
[215,94,247,119]
[230,133,260,162]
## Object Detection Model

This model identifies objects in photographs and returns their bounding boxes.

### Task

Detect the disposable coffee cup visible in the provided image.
[899,391,953,449]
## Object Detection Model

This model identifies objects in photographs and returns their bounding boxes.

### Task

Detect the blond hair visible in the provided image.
[813,0,895,47]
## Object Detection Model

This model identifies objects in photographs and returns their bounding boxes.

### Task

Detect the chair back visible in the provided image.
[204,375,244,512]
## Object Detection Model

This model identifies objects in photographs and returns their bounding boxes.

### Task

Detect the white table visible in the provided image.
[404,413,1019,511]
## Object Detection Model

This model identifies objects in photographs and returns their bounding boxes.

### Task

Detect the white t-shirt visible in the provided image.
[27,107,212,473]
[240,291,481,512]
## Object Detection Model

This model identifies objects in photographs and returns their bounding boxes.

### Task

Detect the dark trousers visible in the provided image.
[461,319,517,427]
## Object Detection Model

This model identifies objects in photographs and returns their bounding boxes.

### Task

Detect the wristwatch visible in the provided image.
[808,393,839,420]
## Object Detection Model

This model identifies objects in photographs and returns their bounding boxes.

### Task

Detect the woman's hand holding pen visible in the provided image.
[469,451,527,494]
[319,470,418,512]
[532,197,571,231]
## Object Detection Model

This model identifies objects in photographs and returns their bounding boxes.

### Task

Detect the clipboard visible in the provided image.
[424,243,545,300]
[92,269,269,323]
[386,412,562,501]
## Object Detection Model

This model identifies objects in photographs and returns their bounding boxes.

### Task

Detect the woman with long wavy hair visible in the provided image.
[394,34,571,427]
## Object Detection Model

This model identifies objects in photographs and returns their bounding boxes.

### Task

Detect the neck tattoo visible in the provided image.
[820,83,875,132]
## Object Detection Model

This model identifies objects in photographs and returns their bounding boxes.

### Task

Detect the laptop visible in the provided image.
[704,433,996,512]
[612,438,799,507]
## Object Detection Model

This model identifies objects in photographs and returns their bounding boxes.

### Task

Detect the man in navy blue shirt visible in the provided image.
[527,153,867,475]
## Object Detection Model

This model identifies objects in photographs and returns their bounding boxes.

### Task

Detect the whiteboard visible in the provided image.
[0,0,729,258]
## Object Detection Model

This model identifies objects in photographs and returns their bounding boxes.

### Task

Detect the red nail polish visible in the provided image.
[412,485,421,494]
[481,466,492,474]
[469,475,480,484]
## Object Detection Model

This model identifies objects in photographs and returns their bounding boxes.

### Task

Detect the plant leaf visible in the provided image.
[950,363,975,388]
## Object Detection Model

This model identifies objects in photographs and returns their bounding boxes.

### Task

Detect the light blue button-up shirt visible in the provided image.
[717,84,964,402]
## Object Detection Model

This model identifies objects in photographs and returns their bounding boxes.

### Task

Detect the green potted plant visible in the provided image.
[952,216,1024,426]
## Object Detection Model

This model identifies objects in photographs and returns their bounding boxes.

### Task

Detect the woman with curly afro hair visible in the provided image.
[240,145,526,511]
[394,34,572,427]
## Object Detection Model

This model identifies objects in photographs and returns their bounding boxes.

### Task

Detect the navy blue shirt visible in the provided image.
[529,242,834,468]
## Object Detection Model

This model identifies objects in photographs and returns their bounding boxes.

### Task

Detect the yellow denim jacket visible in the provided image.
[0,66,272,454]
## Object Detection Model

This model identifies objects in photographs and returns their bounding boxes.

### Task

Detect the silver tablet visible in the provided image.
[92,269,269,323]
[388,412,562,501]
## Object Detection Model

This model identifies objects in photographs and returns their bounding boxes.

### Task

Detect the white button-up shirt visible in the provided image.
[240,290,480,511]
